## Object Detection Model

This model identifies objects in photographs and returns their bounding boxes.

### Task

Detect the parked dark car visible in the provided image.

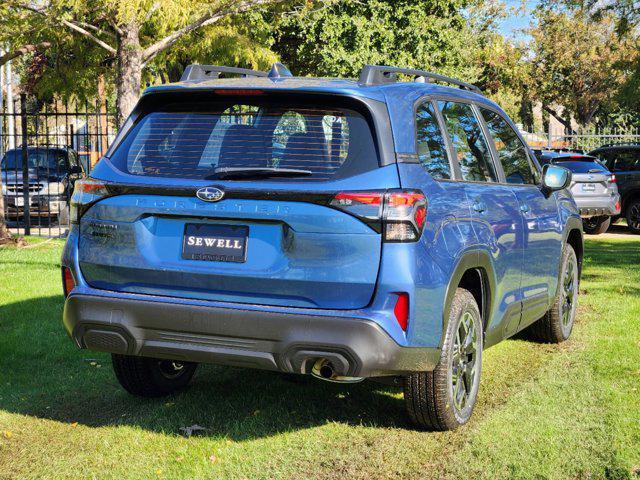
[1,146,84,224]
[62,63,583,431]
[589,143,640,233]
[534,150,620,234]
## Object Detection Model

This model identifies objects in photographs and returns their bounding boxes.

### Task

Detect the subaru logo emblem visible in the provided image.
[196,187,225,202]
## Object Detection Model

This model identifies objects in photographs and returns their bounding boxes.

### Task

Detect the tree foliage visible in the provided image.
[270,0,482,82]
[1,0,290,123]
[526,4,639,130]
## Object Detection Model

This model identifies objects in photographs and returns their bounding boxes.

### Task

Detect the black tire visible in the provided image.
[112,354,198,397]
[626,199,640,234]
[403,288,483,431]
[521,245,579,343]
[582,216,610,235]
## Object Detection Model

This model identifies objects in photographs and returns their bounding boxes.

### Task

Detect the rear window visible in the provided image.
[108,96,379,181]
[553,158,608,174]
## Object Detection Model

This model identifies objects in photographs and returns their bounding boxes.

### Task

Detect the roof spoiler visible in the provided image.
[180,62,293,82]
[358,65,482,94]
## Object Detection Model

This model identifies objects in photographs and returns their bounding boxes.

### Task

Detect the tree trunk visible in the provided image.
[542,105,575,136]
[115,22,142,126]
[0,182,13,244]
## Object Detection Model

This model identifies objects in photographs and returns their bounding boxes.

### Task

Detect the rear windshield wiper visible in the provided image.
[206,167,313,180]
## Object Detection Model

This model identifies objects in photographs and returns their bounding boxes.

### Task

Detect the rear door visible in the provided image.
[603,148,640,209]
[78,92,399,310]
[479,107,562,326]
[436,100,525,340]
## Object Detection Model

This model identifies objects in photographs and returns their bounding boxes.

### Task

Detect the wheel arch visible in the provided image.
[622,189,640,216]
[442,250,496,346]
[564,220,584,279]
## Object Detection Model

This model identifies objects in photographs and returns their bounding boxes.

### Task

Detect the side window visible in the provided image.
[480,108,538,185]
[612,150,640,172]
[438,101,497,182]
[415,102,450,179]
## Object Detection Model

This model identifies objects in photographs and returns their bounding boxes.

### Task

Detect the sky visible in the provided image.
[499,0,538,39]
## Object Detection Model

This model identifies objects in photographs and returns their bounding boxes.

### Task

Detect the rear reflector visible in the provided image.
[393,293,410,332]
[62,267,75,297]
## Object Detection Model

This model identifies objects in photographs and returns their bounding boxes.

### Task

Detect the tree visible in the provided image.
[269,0,482,82]
[527,5,638,131]
[4,0,290,125]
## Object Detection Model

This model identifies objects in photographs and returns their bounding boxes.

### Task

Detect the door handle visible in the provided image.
[520,204,530,213]
[472,201,486,213]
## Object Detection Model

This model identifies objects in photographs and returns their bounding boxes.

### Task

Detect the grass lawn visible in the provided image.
[0,233,639,479]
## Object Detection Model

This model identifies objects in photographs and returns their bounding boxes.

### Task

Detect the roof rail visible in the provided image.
[359,65,482,94]
[180,65,268,82]
[596,141,640,149]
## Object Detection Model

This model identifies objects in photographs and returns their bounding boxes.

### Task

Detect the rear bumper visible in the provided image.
[63,294,440,377]
[574,194,620,217]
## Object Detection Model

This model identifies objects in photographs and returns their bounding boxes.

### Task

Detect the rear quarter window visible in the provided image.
[108,96,379,181]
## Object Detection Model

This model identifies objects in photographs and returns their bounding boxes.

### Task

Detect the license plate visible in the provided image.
[581,183,596,192]
[182,224,248,263]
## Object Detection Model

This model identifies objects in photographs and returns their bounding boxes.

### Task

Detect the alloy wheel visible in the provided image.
[629,204,640,231]
[451,311,479,414]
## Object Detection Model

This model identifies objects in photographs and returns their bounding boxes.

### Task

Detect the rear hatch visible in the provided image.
[77,91,398,309]
[553,156,614,199]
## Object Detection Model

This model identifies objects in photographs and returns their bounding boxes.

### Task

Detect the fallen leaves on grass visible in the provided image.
[3,431,12,439]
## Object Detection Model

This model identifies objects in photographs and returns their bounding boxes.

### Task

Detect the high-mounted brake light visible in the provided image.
[214,89,264,96]
[330,190,427,242]
[393,293,410,332]
[62,267,75,297]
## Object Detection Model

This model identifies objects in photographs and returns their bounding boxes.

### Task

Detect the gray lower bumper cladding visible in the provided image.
[64,294,440,378]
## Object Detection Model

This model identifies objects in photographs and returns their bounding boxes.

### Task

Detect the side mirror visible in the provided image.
[541,164,572,196]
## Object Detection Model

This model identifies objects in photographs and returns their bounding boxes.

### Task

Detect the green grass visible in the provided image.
[0,235,639,479]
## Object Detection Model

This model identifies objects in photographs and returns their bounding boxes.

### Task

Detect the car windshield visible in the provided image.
[108,96,380,181]
[1,149,67,172]
[553,157,609,174]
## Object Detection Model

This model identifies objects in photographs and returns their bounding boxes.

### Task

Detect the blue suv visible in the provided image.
[61,64,583,430]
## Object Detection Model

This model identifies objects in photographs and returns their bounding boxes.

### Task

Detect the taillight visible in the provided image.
[393,293,410,332]
[609,174,617,183]
[330,190,427,242]
[62,267,75,297]
[383,191,427,242]
[70,178,109,223]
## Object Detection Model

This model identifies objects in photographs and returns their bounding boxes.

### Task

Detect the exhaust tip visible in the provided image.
[319,363,334,379]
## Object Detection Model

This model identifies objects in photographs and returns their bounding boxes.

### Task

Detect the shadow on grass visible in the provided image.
[2,238,637,442]
[0,295,409,441]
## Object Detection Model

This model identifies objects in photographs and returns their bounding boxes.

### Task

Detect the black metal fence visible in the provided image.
[1,94,117,237]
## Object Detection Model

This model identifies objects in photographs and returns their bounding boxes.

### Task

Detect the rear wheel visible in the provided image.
[403,288,482,431]
[112,354,198,397]
[521,245,578,343]
[582,216,610,235]
[626,199,640,234]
